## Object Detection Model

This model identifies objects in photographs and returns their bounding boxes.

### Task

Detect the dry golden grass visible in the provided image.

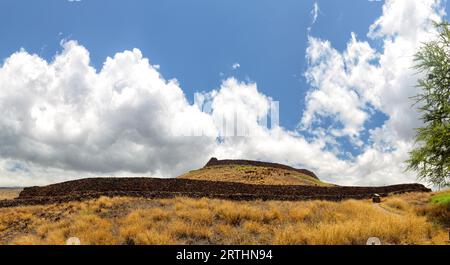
[178,165,332,186]
[0,192,448,245]
[0,189,22,200]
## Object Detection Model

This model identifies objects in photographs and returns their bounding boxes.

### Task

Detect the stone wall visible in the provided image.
[0,177,430,208]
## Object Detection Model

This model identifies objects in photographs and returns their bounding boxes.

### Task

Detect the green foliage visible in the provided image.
[407,22,450,187]
[431,191,450,204]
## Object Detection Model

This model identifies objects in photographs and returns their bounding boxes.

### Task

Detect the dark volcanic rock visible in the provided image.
[372,194,381,203]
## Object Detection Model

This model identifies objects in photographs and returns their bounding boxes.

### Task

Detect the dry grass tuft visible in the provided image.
[0,189,22,200]
[0,192,448,245]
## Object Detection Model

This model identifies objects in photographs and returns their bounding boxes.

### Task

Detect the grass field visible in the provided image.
[0,188,22,200]
[431,190,450,204]
[0,190,448,245]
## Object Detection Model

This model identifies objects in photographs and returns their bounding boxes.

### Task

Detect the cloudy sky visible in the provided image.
[0,0,448,187]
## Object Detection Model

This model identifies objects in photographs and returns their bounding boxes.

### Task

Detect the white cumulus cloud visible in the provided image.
[0,41,218,185]
[300,0,445,185]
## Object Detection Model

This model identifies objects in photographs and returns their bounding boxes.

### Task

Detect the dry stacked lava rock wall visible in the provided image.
[0,177,429,208]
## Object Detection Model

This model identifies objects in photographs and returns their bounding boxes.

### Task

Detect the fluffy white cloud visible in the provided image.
[0,46,347,186]
[302,34,377,143]
[0,0,446,188]
[303,0,444,142]
[0,41,218,185]
[300,0,445,185]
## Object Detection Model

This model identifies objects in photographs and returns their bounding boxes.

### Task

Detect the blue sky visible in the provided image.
[0,0,385,130]
[0,0,448,186]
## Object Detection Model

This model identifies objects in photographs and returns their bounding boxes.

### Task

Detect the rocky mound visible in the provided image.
[205,158,319,179]
[178,158,328,186]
